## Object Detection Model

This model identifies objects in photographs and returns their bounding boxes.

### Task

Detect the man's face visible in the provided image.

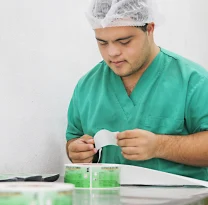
[95,26,152,78]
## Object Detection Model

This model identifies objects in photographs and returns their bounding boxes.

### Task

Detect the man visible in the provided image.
[66,0,208,180]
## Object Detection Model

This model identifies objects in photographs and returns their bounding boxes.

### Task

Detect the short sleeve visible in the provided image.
[66,84,83,141]
[185,76,208,133]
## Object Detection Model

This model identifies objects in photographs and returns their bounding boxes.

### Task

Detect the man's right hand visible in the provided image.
[67,135,97,163]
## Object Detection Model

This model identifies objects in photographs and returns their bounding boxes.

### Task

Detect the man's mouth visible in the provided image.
[111,60,126,66]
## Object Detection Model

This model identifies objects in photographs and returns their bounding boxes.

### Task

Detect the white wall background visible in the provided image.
[0,0,207,175]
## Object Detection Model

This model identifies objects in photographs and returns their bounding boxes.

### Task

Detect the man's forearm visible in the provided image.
[156,131,208,167]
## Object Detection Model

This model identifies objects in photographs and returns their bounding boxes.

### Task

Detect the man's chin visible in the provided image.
[108,67,128,76]
[107,64,135,77]
[114,71,134,78]
[114,67,142,78]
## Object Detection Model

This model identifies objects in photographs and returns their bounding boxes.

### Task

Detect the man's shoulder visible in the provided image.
[76,60,109,90]
[161,48,208,77]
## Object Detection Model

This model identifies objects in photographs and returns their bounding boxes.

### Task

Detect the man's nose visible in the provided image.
[107,44,121,57]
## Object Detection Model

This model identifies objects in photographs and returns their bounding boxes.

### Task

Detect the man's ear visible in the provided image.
[147,23,155,35]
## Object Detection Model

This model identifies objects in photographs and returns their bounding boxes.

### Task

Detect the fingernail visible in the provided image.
[87,139,94,143]
[94,148,97,153]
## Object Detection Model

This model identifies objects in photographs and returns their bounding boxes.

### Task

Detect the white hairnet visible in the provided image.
[86,0,161,29]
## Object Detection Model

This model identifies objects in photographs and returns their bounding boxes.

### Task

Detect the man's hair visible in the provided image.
[137,24,148,32]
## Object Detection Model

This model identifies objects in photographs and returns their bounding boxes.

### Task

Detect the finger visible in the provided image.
[117,138,138,147]
[70,141,94,152]
[122,153,140,161]
[81,136,95,145]
[121,147,139,155]
[117,130,138,140]
[86,139,95,144]
[81,135,93,142]
[77,138,94,145]
[70,149,97,161]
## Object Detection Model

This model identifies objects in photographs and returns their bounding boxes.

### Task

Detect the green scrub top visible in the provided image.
[66,48,208,181]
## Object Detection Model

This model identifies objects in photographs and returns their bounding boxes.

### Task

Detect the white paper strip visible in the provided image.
[94,129,118,150]
[119,164,208,187]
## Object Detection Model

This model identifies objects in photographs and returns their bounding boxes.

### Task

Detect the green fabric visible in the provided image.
[66,48,208,181]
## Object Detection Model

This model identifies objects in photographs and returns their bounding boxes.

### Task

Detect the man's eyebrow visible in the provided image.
[115,36,134,41]
[96,37,107,42]
[96,36,134,42]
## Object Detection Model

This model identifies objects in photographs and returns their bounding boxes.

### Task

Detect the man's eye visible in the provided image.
[120,40,130,45]
[99,41,108,45]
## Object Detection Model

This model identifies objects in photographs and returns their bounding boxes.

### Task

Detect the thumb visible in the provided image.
[81,135,94,144]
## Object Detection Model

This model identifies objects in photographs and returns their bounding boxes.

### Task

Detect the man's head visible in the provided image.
[95,24,156,78]
[86,0,160,78]
[86,0,157,29]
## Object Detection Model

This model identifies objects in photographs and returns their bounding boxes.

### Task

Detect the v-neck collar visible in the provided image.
[109,50,164,119]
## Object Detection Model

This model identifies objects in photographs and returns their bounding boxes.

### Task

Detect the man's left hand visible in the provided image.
[117,129,160,161]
